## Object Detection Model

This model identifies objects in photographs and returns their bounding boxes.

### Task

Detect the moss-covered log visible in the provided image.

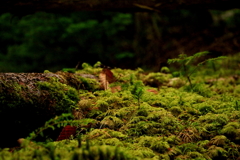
[0,72,99,148]
[1,0,240,15]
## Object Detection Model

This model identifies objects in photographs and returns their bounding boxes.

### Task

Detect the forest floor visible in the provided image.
[0,53,239,160]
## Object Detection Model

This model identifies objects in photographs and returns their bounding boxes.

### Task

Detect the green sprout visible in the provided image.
[168,51,226,90]
[131,81,144,107]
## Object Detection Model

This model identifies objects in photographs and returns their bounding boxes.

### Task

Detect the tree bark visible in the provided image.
[1,0,240,15]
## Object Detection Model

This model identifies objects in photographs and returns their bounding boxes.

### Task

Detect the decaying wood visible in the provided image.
[0,72,98,89]
[0,73,61,91]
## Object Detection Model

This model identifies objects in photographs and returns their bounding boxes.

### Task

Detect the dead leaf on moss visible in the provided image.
[147,89,158,94]
[99,72,109,90]
[57,125,77,141]
[99,68,115,90]
[103,68,115,83]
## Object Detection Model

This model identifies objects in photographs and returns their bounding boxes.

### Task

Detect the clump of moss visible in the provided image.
[137,136,170,153]
[167,77,185,88]
[209,135,228,146]
[143,72,171,88]
[56,71,100,91]
[206,145,228,159]
[198,113,229,138]
[5,139,135,160]
[183,82,213,97]
[77,62,102,75]
[220,122,240,141]
[37,80,79,112]
[170,106,183,117]
[161,66,170,73]
[176,142,206,158]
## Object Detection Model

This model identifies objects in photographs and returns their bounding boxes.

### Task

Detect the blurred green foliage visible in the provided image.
[0,9,240,72]
[0,12,133,72]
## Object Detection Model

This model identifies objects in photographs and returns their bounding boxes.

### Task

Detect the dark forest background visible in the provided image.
[0,9,240,72]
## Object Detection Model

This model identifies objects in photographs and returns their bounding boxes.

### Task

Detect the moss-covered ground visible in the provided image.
[0,53,239,160]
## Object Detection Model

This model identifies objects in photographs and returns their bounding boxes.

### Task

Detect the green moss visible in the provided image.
[132,147,156,159]
[209,135,228,146]
[161,66,170,73]
[177,143,205,156]
[187,151,205,159]
[206,145,228,159]
[178,112,192,121]
[37,80,79,111]
[0,77,80,147]
[197,114,228,138]
[102,138,124,146]
[78,99,92,110]
[223,122,240,129]
[184,83,213,97]
[221,125,239,139]
[100,116,124,129]
[170,106,183,117]
[1,57,240,159]
[137,136,170,153]
[198,104,215,115]
[95,99,109,111]
[143,72,171,88]
[198,113,228,125]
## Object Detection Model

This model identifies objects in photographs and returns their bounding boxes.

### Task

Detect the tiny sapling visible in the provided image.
[167,51,226,89]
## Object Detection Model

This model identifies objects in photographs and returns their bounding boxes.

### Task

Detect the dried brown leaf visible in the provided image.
[99,68,115,90]
[103,68,115,83]
[57,125,77,141]
[147,89,158,94]
[99,72,109,90]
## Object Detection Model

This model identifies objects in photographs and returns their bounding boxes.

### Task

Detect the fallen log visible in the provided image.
[0,71,98,148]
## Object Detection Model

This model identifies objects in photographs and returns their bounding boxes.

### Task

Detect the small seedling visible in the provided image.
[168,51,226,90]
[131,81,144,107]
